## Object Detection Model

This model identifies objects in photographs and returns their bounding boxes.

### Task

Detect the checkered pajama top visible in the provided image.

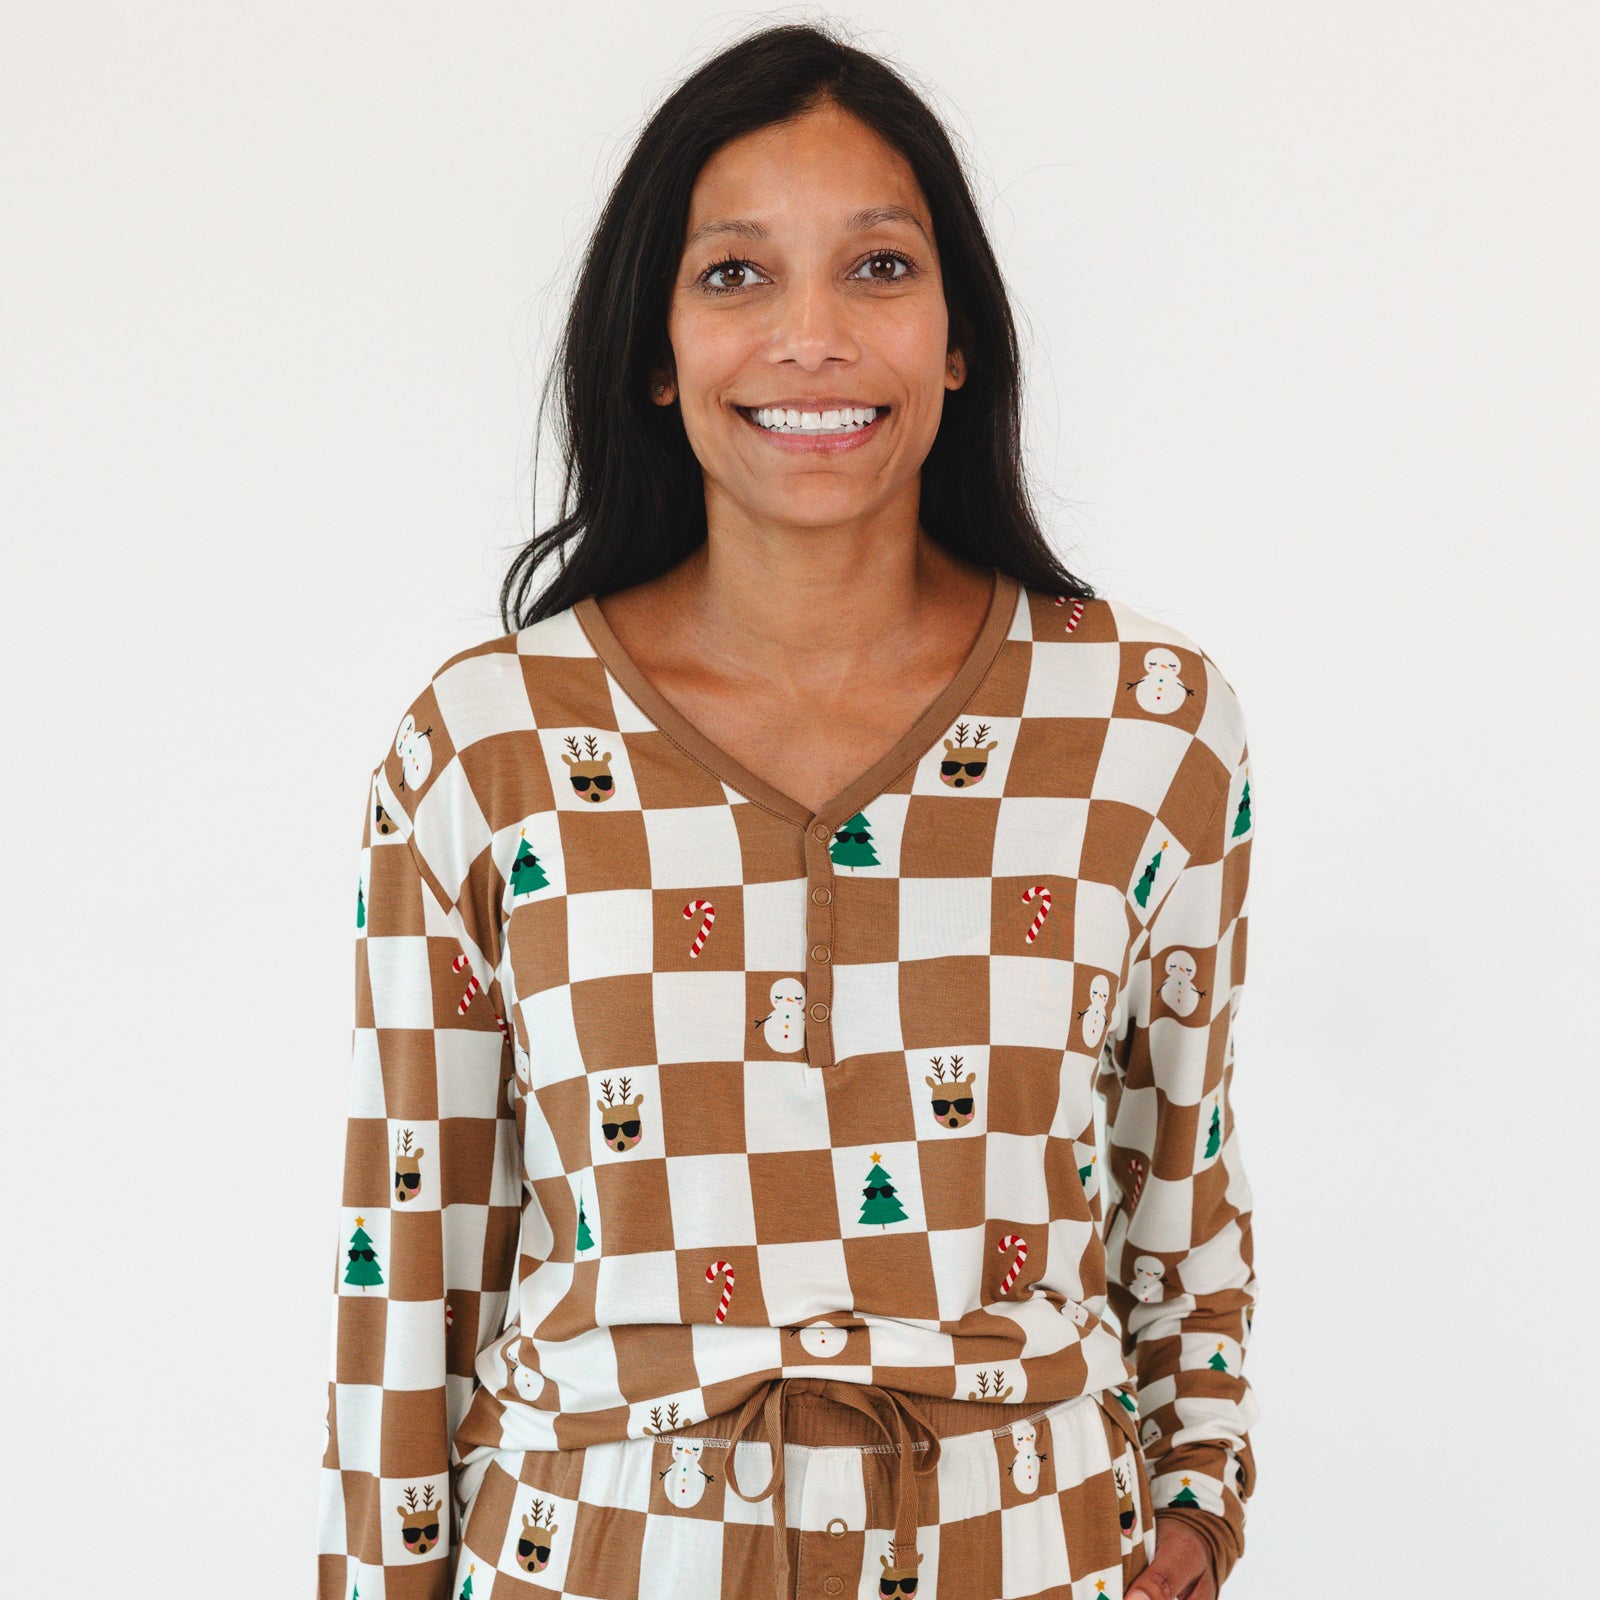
[318,568,1263,1597]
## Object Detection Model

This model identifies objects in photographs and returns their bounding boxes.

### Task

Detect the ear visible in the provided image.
[945,311,973,390]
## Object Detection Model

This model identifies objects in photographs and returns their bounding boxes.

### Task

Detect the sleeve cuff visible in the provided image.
[1145,1435,1255,1589]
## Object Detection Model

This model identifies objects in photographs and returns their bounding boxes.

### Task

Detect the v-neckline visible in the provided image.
[572,566,1019,832]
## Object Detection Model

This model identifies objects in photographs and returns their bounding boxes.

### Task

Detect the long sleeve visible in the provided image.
[316,757,523,1600]
[1098,720,1262,1589]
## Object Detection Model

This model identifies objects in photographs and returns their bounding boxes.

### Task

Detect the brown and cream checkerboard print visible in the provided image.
[316,569,1263,1600]
[449,1384,1155,1600]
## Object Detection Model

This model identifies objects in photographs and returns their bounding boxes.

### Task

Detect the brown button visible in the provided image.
[811,885,832,904]
[811,944,831,963]
[812,823,831,842]
[826,1517,849,1538]
[809,1001,829,1022]
[823,1580,844,1595]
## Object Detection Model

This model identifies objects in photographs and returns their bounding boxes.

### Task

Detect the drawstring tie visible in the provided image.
[722,1377,944,1600]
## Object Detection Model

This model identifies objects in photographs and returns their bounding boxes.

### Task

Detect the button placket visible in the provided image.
[803,821,838,1069]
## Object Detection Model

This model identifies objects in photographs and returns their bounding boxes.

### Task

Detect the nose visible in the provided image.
[763,272,862,366]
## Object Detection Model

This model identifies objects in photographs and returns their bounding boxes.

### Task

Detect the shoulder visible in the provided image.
[369,605,595,852]
[1013,580,1251,776]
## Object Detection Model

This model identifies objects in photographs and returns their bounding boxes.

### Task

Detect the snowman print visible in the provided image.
[755,977,807,1054]
[1078,972,1112,1051]
[1129,648,1193,715]
[795,1320,847,1358]
[659,1439,715,1508]
[1158,948,1203,1018]
[394,713,434,791]
[1009,1417,1049,1495]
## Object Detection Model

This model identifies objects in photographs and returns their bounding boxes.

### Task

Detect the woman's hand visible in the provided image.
[1127,1513,1218,1599]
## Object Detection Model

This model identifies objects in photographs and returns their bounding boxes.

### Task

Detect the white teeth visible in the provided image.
[749,405,880,433]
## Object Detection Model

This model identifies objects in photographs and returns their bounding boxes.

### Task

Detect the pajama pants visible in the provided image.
[451,1379,1157,1600]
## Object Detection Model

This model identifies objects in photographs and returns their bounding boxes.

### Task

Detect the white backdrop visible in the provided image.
[3,3,1595,1595]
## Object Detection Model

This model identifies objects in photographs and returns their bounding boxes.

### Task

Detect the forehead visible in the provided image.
[684,105,930,240]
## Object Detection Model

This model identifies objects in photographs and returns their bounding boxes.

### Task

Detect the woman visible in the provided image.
[316,22,1262,1600]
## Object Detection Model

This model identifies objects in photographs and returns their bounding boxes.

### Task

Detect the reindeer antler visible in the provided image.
[563,734,581,756]
[599,1077,615,1103]
[618,1074,634,1099]
[584,733,599,757]
[403,1485,420,1509]
[420,1484,438,1509]
[973,721,991,743]
[929,1055,949,1083]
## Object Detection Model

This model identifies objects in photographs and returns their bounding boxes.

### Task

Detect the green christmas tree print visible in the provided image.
[510,830,551,897]
[1133,840,1167,908]
[1205,1103,1221,1159]
[1231,780,1252,838]
[356,878,366,930]
[458,1565,475,1599]
[1208,1343,1230,1372]
[830,811,880,870]
[344,1218,383,1290]
[576,1194,594,1252]
[1168,1479,1201,1508]
[858,1153,909,1228]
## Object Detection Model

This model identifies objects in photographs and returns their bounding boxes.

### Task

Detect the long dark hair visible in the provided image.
[500,19,1095,629]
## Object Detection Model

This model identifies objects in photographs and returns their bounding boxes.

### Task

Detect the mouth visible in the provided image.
[736,402,889,439]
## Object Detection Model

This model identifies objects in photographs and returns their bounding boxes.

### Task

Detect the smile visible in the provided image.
[735,403,888,451]
[739,403,885,434]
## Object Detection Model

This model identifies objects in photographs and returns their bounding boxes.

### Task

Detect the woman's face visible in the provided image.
[662,100,964,537]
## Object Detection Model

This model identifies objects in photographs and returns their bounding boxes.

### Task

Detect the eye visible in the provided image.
[698,255,770,294]
[852,249,915,282]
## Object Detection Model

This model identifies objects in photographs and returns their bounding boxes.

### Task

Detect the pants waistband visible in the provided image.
[693,1378,1086,1451]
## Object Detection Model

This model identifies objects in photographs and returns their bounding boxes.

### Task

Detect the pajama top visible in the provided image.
[317,566,1264,1599]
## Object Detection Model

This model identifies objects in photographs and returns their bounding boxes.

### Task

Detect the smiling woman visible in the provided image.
[315,18,1263,1600]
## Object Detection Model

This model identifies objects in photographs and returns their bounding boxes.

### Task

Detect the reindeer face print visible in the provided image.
[517,1498,559,1573]
[879,1544,923,1597]
[562,734,615,803]
[940,721,998,787]
[924,1055,977,1128]
[392,1128,424,1204]
[395,1484,441,1555]
[594,1077,645,1152]
[1113,1459,1137,1538]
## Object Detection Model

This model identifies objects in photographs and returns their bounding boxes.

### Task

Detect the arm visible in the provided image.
[316,756,522,1600]
[1099,707,1262,1589]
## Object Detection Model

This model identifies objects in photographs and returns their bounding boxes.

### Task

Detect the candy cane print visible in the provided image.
[683,899,716,959]
[453,952,482,1014]
[1021,885,1052,944]
[997,1234,1029,1296]
[1127,1155,1147,1208]
[705,1260,736,1324]
[1052,595,1086,633]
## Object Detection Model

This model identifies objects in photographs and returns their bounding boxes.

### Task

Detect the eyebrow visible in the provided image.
[684,205,931,252]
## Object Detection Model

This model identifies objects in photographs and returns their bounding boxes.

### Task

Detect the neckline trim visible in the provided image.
[572,567,1020,831]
